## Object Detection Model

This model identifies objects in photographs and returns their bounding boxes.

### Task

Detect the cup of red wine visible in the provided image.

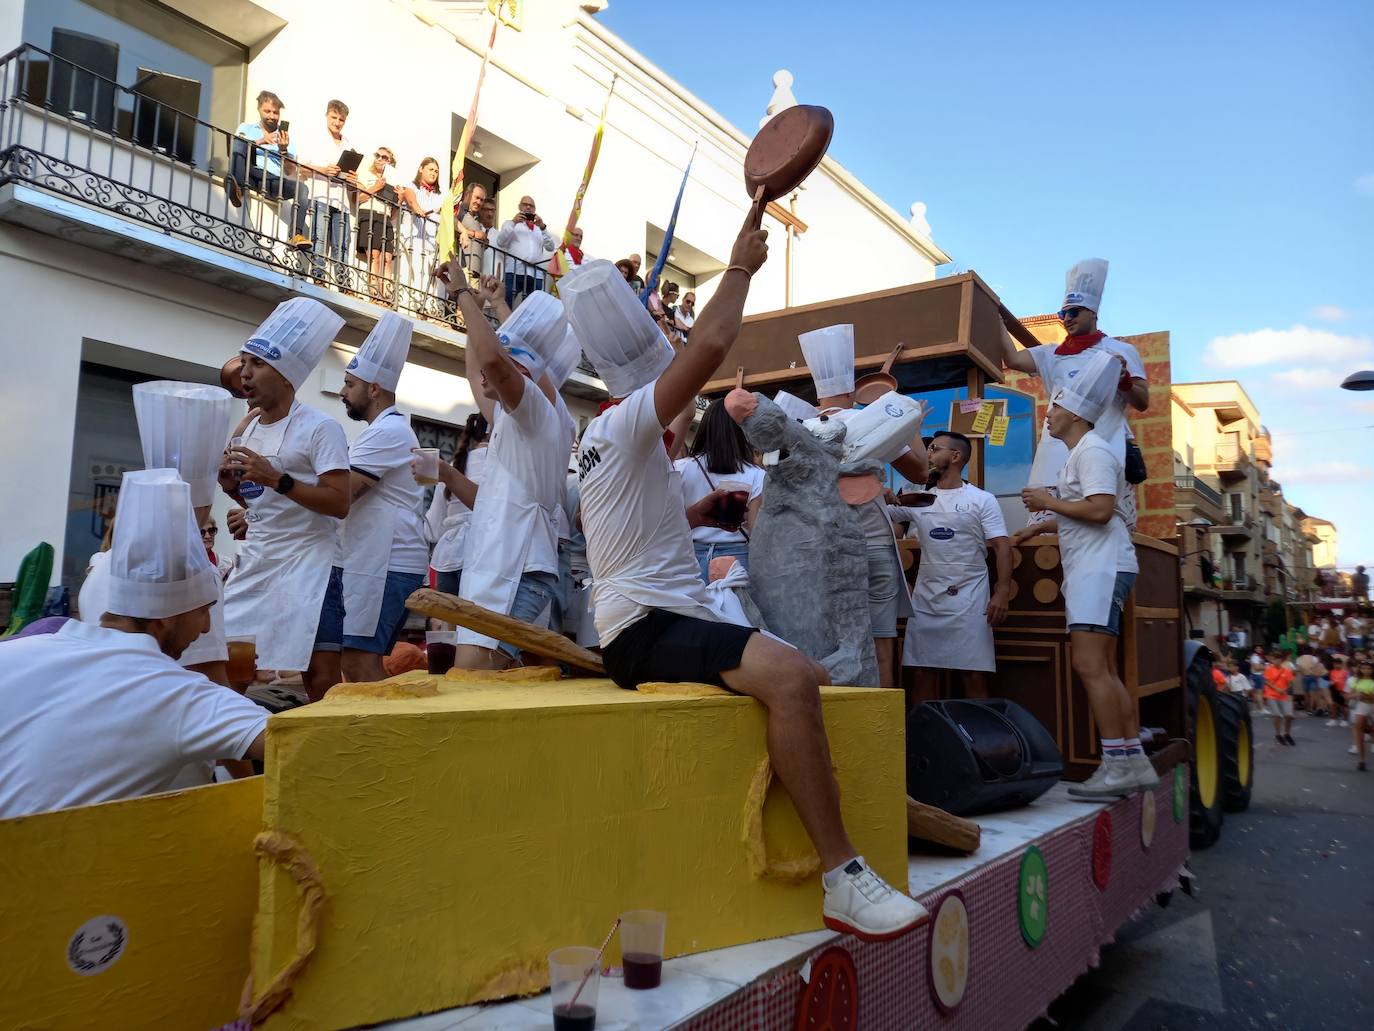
[712,481,751,531]
[620,909,667,990]
[549,946,600,1030]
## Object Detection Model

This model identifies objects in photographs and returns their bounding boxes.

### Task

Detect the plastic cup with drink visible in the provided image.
[549,946,600,1030]
[226,635,257,687]
[412,447,440,486]
[619,909,666,990]
[712,480,751,532]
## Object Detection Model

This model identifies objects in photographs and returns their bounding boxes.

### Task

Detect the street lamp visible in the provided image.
[1340,371,1374,391]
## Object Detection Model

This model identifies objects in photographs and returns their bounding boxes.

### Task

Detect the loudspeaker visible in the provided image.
[907,699,1063,817]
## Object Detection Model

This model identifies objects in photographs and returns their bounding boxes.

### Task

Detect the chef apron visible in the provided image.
[902,502,994,671]
[457,410,561,651]
[339,410,410,639]
[223,404,338,672]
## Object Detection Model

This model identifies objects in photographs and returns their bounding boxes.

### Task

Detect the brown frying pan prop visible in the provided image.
[220,355,247,399]
[743,104,834,230]
[854,343,905,405]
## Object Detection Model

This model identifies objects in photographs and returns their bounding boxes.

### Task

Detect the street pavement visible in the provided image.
[1034,708,1374,1031]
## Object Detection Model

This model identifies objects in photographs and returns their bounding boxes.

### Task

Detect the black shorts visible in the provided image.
[356,211,397,254]
[602,610,755,691]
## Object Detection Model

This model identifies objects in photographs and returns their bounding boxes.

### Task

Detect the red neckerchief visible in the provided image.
[1055,330,1106,355]
[563,242,584,265]
[207,548,218,567]
[597,397,674,451]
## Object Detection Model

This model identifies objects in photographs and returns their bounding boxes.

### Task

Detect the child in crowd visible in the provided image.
[1349,660,1373,772]
[1328,657,1349,728]
[1226,658,1251,696]
[1264,650,1296,746]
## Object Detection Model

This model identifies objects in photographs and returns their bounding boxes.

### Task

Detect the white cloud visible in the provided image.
[1357,172,1374,195]
[1313,304,1350,322]
[1270,367,1349,391]
[1272,460,1374,485]
[1203,325,1374,368]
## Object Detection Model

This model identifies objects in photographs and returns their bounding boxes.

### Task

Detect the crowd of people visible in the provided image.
[0,219,1218,942]
[1214,612,1374,770]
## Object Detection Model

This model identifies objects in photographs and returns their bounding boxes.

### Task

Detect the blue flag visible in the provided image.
[643,143,697,308]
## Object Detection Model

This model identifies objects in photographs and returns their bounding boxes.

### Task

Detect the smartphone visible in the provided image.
[280,120,290,131]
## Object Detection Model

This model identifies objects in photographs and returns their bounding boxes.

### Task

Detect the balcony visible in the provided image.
[1173,474,1226,524]
[1214,517,1254,540]
[1213,442,1252,481]
[0,45,606,396]
[1252,434,1273,464]
[1217,575,1263,602]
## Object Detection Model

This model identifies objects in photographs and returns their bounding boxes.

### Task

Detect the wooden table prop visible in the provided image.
[407,588,606,675]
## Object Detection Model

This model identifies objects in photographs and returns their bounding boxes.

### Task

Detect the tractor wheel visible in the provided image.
[1215,692,1254,812]
[1186,650,1224,849]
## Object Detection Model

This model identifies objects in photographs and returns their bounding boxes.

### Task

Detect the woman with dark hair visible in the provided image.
[423,412,489,596]
[673,398,765,583]
[401,156,444,294]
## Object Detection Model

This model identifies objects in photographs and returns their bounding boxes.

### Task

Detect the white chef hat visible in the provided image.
[1062,258,1108,313]
[560,260,673,398]
[798,324,855,398]
[546,326,584,390]
[106,469,219,619]
[241,298,345,390]
[496,292,570,383]
[773,389,819,422]
[133,381,234,509]
[1050,347,1119,426]
[347,312,413,391]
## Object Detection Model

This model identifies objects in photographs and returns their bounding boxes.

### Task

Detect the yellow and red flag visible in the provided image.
[437,9,502,265]
[548,74,617,289]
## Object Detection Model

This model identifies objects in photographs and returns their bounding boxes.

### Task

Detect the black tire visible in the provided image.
[1215,692,1254,812]
[1186,650,1225,849]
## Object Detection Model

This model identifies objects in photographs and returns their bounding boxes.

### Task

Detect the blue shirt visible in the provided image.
[235,121,297,177]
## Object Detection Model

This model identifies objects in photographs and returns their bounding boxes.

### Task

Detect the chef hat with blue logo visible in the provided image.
[560,260,673,398]
[241,298,345,390]
[133,381,234,508]
[1062,258,1108,314]
[496,291,570,382]
[106,469,219,619]
[347,312,413,392]
[1050,347,1119,426]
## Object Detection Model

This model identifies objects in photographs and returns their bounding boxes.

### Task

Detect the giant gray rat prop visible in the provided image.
[725,389,879,686]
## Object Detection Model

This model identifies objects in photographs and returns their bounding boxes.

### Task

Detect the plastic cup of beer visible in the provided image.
[620,909,666,990]
[714,480,751,531]
[412,447,440,485]
[548,946,599,1030]
[425,630,457,674]
[226,635,257,687]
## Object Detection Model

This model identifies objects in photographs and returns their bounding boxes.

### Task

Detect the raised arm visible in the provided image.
[654,213,769,426]
[1000,323,1037,374]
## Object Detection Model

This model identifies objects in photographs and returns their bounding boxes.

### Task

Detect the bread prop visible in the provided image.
[324,678,441,701]
[406,588,606,675]
[444,666,563,684]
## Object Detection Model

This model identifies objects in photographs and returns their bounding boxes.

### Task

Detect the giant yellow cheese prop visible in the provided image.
[0,777,263,1029]
[253,678,906,1029]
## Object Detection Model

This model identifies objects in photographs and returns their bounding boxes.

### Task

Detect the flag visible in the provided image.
[549,74,616,290]
[437,10,501,266]
[643,142,698,308]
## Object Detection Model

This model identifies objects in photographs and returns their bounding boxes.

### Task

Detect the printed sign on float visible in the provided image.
[971,403,996,434]
[989,416,1010,447]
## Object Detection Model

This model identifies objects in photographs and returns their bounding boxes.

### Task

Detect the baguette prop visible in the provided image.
[906,796,981,854]
[406,588,606,675]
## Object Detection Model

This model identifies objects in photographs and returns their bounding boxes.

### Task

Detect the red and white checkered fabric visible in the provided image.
[673,776,1188,1031]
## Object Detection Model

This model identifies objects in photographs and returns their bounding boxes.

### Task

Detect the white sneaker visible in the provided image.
[1349,745,1359,755]
[1130,753,1161,791]
[822,858,929,942]
[1340,720,1350,727]
[1068,757,1134,799]
[1326,719,1338,727]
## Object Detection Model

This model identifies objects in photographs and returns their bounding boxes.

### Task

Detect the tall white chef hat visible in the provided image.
[560,259,673,398]
[241,298,345,390]
[496,292,570,383]
[1050,347,1119,426]
[546,326,584,390]
[132,381,234,509]
[773,389,819,422]
[347,312,413,392]
[798,324,855,399]
[106,469,219,619]
[1062,258,1109,313]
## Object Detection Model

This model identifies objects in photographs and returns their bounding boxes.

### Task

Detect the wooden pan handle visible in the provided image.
[747,184,767,232]
[735,366,745,390]
[880,343,905,375]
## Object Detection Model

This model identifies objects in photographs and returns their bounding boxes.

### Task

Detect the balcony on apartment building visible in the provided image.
[1173,473,1226,525]
[0,45,606,395]
[1216,574,1263,602]
[1212,440,1253,481]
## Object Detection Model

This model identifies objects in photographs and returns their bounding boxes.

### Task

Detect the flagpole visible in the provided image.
[437,5,502,266]
[549,73,617,290]
[642,141,698,307]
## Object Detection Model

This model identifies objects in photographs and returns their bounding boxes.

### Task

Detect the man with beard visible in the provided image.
[333,313,429,682]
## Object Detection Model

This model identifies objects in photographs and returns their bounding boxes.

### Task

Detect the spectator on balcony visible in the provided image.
[227,90,311,251]
[354,147,401,302]
[457,183,489,280]
[649,281,681,342]
[1354,565,1370,603]
[675,290,696,338]
[625,253,646,296]
[478,198,501,280]
[401,156,445,294]
[493,195,555,307]
[614,258,636,283]
[297,99,355,287]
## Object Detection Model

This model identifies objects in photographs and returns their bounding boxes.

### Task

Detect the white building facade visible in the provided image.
[0,0,948,597]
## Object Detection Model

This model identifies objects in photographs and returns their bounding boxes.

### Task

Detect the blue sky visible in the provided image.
[601,0,1374,566]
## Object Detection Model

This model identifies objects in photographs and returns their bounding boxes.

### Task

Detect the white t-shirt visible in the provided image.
[344,408,429,573]
[1249,651,1266,674]
[890,482,1007,541]
[424,446,486,572]
[1028,337,1145,486]
[1227,673,1252,694]
[1057,432,1138,574]
[672,457,765,545]
[0,621,267,819]
[296,128,351,190]
[578,383,718,645]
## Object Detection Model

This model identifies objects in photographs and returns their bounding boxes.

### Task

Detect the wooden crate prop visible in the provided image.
[253,678,907,1029]
[0,777,263,1029]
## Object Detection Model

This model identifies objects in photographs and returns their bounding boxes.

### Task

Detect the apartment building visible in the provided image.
[0,0,949,593]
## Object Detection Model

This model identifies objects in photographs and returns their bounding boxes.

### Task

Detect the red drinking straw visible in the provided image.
[569,916,621,1009]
